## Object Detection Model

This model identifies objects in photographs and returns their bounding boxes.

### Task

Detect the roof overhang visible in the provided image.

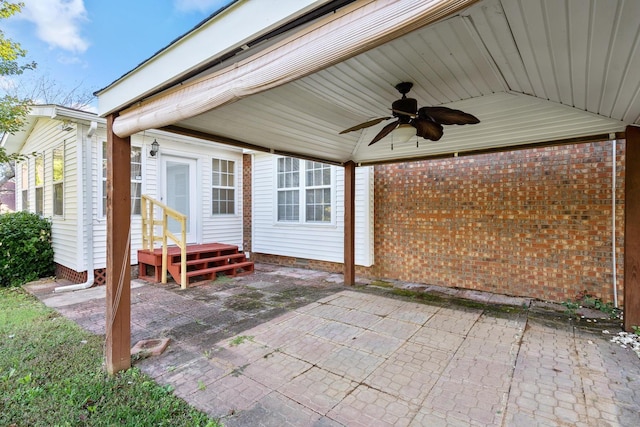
[97,0,640,165]
[95,0,339,116]
[1,105,100,154]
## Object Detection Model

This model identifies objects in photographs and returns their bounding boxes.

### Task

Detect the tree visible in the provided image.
[0,1,36,198]
[9,72,95,111]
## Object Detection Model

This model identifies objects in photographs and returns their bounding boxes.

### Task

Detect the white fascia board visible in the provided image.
[97,0,330,117]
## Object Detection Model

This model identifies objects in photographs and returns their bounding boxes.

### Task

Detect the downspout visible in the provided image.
[611,135,618,307]
[55,120,98,292]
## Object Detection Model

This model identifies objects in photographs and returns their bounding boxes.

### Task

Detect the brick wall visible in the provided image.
[243,154,252,253]
[368,141,625,303]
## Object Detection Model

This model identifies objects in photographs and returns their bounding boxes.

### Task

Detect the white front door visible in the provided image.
[162,156,198,243]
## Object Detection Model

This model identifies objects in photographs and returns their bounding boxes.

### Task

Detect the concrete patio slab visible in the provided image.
[25,263,640,426]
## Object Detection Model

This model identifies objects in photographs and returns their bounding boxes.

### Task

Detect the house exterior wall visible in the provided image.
[251,152,374,266]
[13,113,246,283]
[16,118,82,271]
[89,132,245,271]
[369,141,625,304]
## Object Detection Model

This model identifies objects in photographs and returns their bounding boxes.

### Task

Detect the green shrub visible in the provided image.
[0,212,54,287]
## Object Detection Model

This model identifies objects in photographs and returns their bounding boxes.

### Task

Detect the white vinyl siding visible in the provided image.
[253,153,374,266]
[202,151,243,247]
[15,118,80,270]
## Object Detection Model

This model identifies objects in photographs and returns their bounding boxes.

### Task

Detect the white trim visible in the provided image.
[97,0,330,116]
[110,0,476,137]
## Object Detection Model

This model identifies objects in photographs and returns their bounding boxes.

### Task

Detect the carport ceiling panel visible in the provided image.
[487,0,640,123]
[156,0,639,164]
[291,13,506,125]
[349,93,626,164]
[179,88,357,162]
[462,0,532,96]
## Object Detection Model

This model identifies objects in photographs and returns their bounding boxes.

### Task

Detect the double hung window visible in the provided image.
[276,157,332,224]
[211,158,235,215]
[52,146,64,216]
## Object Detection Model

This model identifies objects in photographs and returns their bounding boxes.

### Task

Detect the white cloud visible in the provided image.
[174,0,232,13]
[22,0,89,53]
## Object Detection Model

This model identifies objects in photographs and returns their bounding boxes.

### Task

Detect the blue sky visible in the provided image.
[3,0,233,107]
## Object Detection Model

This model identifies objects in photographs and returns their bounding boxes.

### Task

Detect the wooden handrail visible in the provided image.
[141,195,188,289]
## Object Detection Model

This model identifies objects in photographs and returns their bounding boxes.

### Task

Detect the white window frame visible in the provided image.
[20,161,28,211]
[211,157,236,215]
[130,146,142,216]
[101,141,143,217]
[52,145,64,216]
[34,154,44,216]
[274,157,335,225]
[304,160,332,223]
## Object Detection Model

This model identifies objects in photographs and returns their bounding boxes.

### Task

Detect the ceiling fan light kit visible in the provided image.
[392,123,417,147]
[340,82,480,148]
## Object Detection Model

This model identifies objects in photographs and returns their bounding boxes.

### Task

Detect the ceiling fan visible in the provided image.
[339,82,480,146]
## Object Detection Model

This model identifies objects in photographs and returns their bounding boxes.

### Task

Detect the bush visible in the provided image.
[0,212,54,287]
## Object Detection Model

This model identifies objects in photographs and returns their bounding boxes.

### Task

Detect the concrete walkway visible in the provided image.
[26,264,640,426]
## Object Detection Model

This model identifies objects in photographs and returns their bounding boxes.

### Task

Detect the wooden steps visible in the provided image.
[137,243,254,287]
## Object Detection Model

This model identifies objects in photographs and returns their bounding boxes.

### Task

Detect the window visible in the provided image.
[34,154,44,215]
[101,142,106,216]
[276,157,332,223]
[53,146,64,216]
[20,161,28,211]
[305,161,332,222]
[101,142,142,216]
[277,157,299,221]
[130,147,142,215]
[211,158,235,215]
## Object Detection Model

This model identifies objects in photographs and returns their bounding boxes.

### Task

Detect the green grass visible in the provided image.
[0,287,221,427]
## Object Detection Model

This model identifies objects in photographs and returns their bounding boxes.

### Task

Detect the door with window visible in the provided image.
[162,156,198,243]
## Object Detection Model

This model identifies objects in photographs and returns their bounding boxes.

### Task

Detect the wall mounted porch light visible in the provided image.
[149,139,160,156]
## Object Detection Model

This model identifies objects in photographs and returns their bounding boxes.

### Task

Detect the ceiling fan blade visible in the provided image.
[412,118,443,141]
[368,120,399,146]
[339,117,392,134]
[418,107,480,125]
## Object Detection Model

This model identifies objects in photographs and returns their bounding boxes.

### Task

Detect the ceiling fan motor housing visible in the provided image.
[392,97,417,123]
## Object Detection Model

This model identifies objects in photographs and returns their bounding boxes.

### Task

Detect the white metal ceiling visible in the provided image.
[151,0,639,164]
